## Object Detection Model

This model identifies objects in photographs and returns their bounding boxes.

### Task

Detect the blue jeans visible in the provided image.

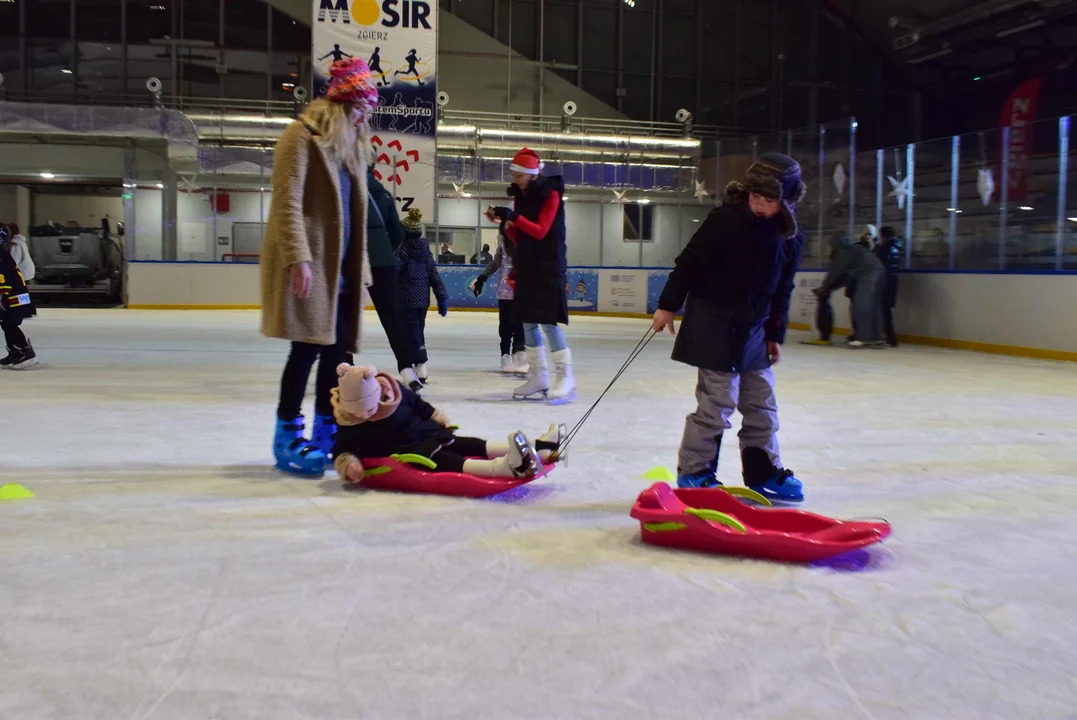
[522,323,568,353]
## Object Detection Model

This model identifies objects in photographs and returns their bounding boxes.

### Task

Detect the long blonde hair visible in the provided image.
[301,98,370,176]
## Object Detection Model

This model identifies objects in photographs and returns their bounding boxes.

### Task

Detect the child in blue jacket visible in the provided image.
[396,208,448,384]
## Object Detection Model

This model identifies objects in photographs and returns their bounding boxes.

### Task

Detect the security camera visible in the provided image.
[292,85,308,102]
[562,101,578,117]
[675,108,693,123]
[146,77,162,93]
[436,91,450,107]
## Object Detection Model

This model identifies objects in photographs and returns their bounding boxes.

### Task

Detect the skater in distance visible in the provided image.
[485,147,576,405]
[652,152,806,503]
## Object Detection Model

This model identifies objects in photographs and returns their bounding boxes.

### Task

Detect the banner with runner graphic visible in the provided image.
[313,0,437,219]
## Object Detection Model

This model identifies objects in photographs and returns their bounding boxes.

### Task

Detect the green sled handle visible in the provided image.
[362,453,438,478]
[721,487,772,506]
[684,507,747,534]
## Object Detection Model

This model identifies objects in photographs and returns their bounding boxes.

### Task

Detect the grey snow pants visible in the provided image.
[678,367,783,475]
[853,272,885,344]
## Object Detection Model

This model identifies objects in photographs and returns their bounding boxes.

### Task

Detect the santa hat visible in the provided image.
[510,147,543,175]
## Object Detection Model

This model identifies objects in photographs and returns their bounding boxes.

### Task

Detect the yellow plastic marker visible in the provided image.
[0,484,35,502]
[641,466,676,482]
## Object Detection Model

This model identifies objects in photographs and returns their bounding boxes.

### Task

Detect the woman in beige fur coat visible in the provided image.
[261,57,379,477]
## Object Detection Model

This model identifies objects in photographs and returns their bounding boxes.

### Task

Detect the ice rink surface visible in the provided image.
[3,309,1077,720]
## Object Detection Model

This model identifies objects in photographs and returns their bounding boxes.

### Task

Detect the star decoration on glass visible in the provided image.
[693,180,709,203]
[452,182,469,199]
[833,163,847,197]
[610,188,629,204]
[977,168,995,207]
[887,174,914,210]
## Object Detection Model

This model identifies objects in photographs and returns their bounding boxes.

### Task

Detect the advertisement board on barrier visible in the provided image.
[313,0,437,218]
[598,269,648,314]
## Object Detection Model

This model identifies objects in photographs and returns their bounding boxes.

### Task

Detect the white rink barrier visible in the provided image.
[126,261,1077,362]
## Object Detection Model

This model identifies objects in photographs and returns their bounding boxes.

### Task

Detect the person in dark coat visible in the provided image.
[470,244,494,265]
[842,231,874,341]
[815,233,886,347]
[486,147,575,404]
[366,166,422,391]
[876,226,903,346]
[330,363,566,483]
[396,208,448,384]
[652,153,806,502]
[0,226,38,369]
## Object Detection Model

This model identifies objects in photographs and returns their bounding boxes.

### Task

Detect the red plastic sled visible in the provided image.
[631,482,890,563]
[357,453,553,498]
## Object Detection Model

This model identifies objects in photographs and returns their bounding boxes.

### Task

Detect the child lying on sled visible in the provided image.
[331,363,565,484]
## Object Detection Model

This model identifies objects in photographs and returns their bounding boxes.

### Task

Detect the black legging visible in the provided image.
[1,315,27,349]
[882,276,899,346]
[368,264,417,370]
[277,293,354,421]
[498,299,525,356]
[428,436,488,473]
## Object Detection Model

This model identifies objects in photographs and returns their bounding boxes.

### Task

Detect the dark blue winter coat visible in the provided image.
[657,182,804,374]
[396,233,447,310]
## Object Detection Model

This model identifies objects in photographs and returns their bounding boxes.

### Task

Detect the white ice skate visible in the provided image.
[537,423,569,465]
[400,367,423,392]
[512,350,530,376]
[513,347,550,401]
[500,354,515,374]
[415,363,429,383]
[506,431,541,478]
[548,349,576,405]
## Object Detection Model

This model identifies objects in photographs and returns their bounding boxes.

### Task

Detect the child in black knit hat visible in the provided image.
[395,208,448,384]
[652,153,806,502]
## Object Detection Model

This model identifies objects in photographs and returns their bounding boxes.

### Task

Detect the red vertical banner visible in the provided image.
[999,78,1044,203]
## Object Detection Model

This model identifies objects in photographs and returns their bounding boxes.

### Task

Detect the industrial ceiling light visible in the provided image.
[40,172,55,179]
[623,0,635,6]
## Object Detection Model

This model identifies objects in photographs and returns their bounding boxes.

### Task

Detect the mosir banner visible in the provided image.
[313,0,437,218]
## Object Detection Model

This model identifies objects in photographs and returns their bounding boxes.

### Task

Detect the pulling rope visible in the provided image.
[559,326,658,455]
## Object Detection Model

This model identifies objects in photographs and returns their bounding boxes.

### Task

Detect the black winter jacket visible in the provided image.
[366,170,407,268]
[0,246,35,321]
[332,385,456,460]
[495,175,569,326]
[658,183,804,374]
[396,234,447,310]
[875,237,903,276]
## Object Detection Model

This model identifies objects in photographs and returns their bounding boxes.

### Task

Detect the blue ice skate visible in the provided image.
[676,471,723,489]
[274,416,326,477]
[311,412,338,466]
[749,469,804,503]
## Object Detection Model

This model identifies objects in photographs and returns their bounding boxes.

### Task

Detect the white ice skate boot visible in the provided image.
[415,363,429,383]
[536,423,568,464]
[400,367,423,393]
[512,350,530,375]
[505,431,541,478]
[548,349,576,405]
[500,354,514,373]
[513,347,550,401]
